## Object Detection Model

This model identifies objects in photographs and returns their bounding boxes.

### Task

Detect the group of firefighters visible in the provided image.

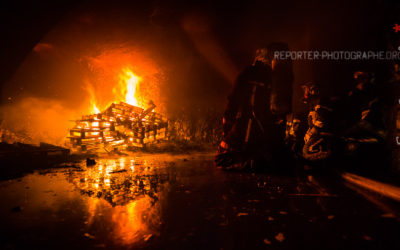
[216,43,391,170]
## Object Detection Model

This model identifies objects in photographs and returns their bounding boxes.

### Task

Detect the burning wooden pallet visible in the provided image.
[68,101,168,151]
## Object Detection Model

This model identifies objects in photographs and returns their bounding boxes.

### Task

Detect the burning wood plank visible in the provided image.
[68,101,168,152]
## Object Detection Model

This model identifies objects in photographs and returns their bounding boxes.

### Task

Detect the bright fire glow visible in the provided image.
[86,83,101,114]
[120,69,141,107]
[92,104,101,114]
[87,69,142,115]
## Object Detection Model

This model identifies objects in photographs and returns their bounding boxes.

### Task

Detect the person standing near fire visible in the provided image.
[215,43,294,169]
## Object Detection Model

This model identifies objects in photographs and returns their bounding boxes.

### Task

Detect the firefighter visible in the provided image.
[285,82,320,155]
[339,71,386,139]
[299,82,337,161]
[301,71,388,163]
[215,43,293,169]
[341,71,387,157]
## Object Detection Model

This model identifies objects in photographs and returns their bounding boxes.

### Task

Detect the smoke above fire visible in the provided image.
[0,97,78,145]
[0,2,241,145]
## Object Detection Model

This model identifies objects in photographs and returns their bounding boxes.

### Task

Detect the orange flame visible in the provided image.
[86,68,143,115]
[85,83,101,114]
[120,69,141,107]
[92,103,101,114]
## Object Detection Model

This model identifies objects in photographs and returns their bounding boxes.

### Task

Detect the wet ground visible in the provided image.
[0,152,399,249]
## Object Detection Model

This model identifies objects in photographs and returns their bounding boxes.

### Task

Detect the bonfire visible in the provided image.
[68,69,168,152]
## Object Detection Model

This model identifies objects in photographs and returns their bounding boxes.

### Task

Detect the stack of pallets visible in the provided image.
[68,101,168,151]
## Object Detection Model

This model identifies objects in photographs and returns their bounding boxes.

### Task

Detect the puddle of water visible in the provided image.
[67,155,171,246]
[0,153,215,248]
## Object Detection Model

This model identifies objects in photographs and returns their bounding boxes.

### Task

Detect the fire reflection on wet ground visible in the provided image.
[1,152,400,249]
[70,156,171,245]
[68,157,180,245]
[0,153,200,249]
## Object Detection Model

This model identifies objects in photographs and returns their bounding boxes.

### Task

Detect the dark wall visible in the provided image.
[0,0,81,103]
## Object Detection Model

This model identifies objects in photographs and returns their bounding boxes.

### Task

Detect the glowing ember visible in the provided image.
[69,67,168,152]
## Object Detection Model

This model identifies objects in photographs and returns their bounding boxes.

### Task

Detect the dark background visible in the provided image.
[0,0,399,113]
